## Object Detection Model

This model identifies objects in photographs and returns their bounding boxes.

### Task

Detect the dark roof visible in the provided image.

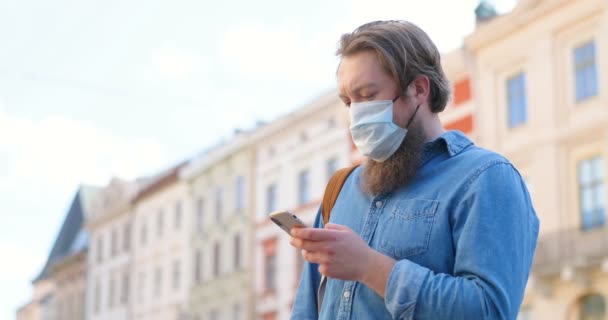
[33,188,87,282]
[132,161,188,203]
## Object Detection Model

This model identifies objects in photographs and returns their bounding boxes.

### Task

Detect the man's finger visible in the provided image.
[291,238,328,252]
[303,250,325,264]
[292,227,339,241]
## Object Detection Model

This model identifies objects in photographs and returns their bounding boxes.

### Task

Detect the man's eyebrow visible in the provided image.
[339,83,379,99]
[352,83,378,94]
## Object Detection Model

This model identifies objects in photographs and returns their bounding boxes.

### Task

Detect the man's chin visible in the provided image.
[360,129,425,196]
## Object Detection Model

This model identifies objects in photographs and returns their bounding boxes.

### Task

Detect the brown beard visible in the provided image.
[360,125,426,196]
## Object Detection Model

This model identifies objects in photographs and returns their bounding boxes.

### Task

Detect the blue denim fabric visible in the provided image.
[291,130,539,320]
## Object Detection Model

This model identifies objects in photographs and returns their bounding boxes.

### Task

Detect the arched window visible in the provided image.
[580,294,605,320]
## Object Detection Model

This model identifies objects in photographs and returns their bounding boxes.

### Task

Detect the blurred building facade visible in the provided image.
[17,187,98,320]
[465,0,608,318]
[252,91,352,320]
[130,164,192,320]
[85,178,136,320]
[181,135,255,320]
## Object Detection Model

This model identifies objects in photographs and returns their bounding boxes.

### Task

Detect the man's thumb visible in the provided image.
[325,223,345,230]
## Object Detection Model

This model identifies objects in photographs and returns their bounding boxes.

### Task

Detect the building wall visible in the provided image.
[49,253,87,320]
[440,47,476,139]
[87,194,133,320]
[187,147,254,320]
[131,180,191,320]
[253,92,352,320]
[465,0,608,317]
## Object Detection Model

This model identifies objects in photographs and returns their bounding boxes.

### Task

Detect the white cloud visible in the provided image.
[149,45,208,80]
[346,0,480,53]
[219,23,340,84]
[0,108,169,192]
[0,106,170,318]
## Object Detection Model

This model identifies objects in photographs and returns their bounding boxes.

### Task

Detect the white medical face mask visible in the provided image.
[349,96,405,162]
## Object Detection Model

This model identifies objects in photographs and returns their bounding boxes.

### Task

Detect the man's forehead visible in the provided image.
[337,52,389,95]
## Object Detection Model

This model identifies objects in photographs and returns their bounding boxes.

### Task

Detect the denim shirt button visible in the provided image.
[343,291,351,299]
[375,201,382,208]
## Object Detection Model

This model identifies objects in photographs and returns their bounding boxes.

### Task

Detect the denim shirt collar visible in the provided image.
[421,130,473,163]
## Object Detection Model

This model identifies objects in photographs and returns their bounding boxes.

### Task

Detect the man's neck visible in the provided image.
[421,115,446,142]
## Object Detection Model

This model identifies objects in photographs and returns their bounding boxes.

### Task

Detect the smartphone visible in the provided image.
[269,210,307,235]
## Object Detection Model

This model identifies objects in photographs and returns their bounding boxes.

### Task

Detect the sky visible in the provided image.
[0,0,517,318]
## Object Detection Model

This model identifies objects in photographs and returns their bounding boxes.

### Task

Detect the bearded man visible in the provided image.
[290,20,539,320]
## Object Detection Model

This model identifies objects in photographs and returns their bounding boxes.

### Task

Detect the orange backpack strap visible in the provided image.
[321,165,359,226]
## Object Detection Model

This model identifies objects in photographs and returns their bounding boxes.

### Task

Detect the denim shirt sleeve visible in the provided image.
[291,207,324,320]
[384,162,540,320]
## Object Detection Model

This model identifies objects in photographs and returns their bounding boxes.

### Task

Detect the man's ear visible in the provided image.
[411,75,431,105]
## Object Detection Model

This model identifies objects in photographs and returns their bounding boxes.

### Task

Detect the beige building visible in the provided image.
[86,178,136,320]
[130,164,192,320]
[465,0,608,318]
[440,47,476,141]
[180,133,255,320]
[18,186,98,320]
[252,91,352,320]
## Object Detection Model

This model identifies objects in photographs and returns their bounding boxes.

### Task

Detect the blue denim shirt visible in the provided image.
[291,131,539,320]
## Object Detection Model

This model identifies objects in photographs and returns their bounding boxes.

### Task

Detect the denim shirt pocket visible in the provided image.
[379,198,439,259]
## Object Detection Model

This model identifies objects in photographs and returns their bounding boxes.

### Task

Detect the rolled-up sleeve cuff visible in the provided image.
[385,259,430,319]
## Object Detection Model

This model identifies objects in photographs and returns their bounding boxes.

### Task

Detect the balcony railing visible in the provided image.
[532,224,608,276]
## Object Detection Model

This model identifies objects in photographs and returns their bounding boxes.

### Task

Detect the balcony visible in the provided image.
[532,224,608,277]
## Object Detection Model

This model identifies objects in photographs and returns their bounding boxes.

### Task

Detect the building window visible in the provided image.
[234,233,242,270]
[196,197,204,231]
[194,249,202,284]
[213,242,221,277]
[111,228,118,257]
[154,267,162,298]
[157,209,164,238]
[574,40,598,102]
[94,278,101,314]
[123,223,131,252]
[172,259,180,290]
[175,201,182,230]
[507,72,527,128]
[579,156,605,230]
[326,158,338,182]
[298,169,310,205]
[580,294,605,320]
[120,272,129,305]
[137,272,145,303]
[235,176,245,211]
[266,183,277,213]
[265,253,277,291]
[209,309,218,320]
[97,235,103,263]
[108,275,115,309]
[233,303,242,320]
[263,238,277,293]
[215,187,223,222]
[140,219,147,246]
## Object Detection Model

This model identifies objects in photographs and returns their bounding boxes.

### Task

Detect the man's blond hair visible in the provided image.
[337,20,451,112]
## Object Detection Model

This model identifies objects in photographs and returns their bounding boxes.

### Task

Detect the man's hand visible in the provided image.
[290,223,371,281]
[290,223,396,297]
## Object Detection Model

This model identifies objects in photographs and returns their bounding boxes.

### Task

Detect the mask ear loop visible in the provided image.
[405,104,421,129]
